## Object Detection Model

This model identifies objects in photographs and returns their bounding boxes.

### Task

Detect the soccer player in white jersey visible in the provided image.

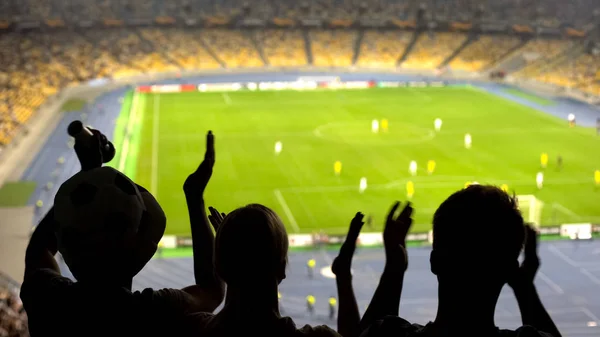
[464,133,472,149]
[359,177,368,193]
[434,118,443,132]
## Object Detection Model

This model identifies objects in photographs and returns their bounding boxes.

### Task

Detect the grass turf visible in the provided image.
[118,87,600,236]
[0,182,37,207]
[60,99,87,112]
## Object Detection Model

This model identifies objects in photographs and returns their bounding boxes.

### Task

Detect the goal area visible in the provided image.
[517,195,544,226]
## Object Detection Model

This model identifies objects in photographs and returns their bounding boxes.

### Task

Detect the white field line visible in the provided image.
[118,92,141,172]
[548,245,600,288]
[278,177,597,194]
[552,202,581,218]
[273,189,300,233]
[151,94,160,197]
[537,271,565,294]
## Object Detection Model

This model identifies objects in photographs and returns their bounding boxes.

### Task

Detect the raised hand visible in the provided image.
[332,212,364,337]
[509,225,540,289]
[332,212,364,278]
[383,201,413,269]
[208,206,227,232]
[183,131,215,199]
[183,130,224,311]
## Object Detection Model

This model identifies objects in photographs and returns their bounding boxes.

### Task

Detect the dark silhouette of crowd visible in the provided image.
[18,128,562,337]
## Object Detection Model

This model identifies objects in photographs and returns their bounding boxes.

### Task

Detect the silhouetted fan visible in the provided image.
[114,172,138,195]
[69,182,98,208]
[104,211,132,236]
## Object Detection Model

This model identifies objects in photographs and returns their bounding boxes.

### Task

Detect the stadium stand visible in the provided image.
[256,30,307,67]
[513,39,573,78]
[310,30,357,67]
[201,30,264,68]
[356,30,411,68]
[449,35,523,72]
[402,32,468,70]
[0,273,28,337]
[536,53,600,95]
[0,0,598,150]
[142,29,221,70]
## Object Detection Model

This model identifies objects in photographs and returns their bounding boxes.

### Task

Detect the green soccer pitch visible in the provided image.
[113,87,600,236]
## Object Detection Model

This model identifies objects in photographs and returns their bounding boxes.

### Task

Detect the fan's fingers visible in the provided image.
[398,202,413,221]
[205,131,215,160]
[386,201,401,224]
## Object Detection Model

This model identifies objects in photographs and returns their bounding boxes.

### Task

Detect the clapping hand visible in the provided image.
[509,225,540,289]
[332,212,365,279]
[183,131,215,199]
[383,202,413,270]
[207,207,226,232]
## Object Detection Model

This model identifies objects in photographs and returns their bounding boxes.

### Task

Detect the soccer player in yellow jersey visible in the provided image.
[381,119,389,132]
[501,184,509,193]
[540,153,548,168]
[328,296,337,320]
[334,161,342,176]
[427,160,436,175]
[307,258,316,278]
[595,170,600,186]
[407,181,415,199]
[306,295,315,316]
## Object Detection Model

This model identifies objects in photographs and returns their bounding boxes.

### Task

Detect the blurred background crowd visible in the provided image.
[1,0,599,148]
[0,273,27,337]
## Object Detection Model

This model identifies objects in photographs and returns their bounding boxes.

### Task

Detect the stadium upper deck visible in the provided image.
[1,0,599,27]
[0,0,599,147]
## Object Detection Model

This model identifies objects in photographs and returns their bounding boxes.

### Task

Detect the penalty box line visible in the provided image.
[278,177,597,194]
[273,189,300,233]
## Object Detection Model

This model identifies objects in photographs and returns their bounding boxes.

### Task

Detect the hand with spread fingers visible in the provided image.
[383,201,413,270]
[332,212,365,279]
[208,207,227,232]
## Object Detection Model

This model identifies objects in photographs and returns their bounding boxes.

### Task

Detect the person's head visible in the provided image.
[430,185,524,286]
[55,168,166,285]
[215,204,288,288]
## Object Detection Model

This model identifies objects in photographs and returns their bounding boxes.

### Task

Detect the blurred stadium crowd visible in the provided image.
[0,274,27,337]
[1,1,599,148]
